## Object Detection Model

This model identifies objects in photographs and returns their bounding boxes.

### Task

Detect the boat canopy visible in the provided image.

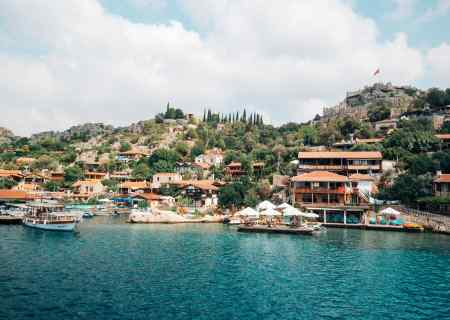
[276,203,294,210]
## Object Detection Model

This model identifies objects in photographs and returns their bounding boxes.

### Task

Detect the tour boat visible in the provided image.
[23,202,79,232]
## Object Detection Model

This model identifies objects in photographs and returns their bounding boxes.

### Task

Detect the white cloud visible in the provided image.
[0,0,426,135]
[427,43,450,85]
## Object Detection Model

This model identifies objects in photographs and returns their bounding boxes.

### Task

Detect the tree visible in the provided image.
[0,178,18,189]
[190,143,205,159]
[380,173,433,205]
[175,142,190,157]
[43,181,61,192]
[132,163,151,180]
[102,179,119,192]
[64,165,84,184]
[148,148,181,173]
[426,88,447,108]
[368,104,390,122]
[119,142,132,152]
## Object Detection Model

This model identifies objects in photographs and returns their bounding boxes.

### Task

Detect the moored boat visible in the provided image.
[23,202,79,232]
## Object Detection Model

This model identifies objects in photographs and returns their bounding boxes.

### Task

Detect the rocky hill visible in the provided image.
[0,127,15,144]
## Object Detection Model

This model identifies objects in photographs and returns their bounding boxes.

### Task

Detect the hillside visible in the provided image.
[1,83,450,210]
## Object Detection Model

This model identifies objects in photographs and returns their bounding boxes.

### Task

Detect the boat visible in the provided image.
[22,202,79,231]
[228,217,241,225]
[82,211,94,218]
[403,223,424,232]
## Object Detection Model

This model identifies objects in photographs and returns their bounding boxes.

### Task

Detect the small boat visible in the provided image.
[228,217,241,225]
[23,202,79,232]
[403,223,424,232]
[82,211,94,218]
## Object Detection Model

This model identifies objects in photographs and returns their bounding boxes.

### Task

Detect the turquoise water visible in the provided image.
[1,217,449,320]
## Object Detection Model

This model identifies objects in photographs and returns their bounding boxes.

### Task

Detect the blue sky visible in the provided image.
[1,0,449,135]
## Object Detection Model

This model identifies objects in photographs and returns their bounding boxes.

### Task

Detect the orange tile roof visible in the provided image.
[15,157,35,165]
[73,180,103,187]
[434,174,450,183]
[193,162,210,170]
[0,189,35,200]
[119,181,148,189]
[14,183,40,191]
[176,180,219,191]
[86,171,107,176]
[298,151,382,160]
[349,174,376,181]
[0,169,23,175]
[291,171,348,182]
[134,193,163,201]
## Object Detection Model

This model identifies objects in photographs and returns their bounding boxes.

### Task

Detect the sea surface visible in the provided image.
[1,217,449,320]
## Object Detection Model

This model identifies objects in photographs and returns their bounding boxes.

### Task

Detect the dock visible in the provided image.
[237,225,314,235]
[323,223,423,232]
[0,216,23,225]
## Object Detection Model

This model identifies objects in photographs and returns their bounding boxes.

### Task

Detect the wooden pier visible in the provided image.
[323,223,423,232]
[237,225,314,235]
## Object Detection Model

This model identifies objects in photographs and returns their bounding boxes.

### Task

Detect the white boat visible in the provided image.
[23,202,79,232]
[228,217,241,225]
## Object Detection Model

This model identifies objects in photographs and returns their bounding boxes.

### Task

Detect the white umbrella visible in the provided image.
[303,212,319,219]
[256,200,276,211]
[260,208,282,216]
[282,206,304,216]
[276,203,294,210]
[236,207,259,217]
[380,207,401,216]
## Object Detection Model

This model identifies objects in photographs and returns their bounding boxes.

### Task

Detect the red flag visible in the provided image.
[373,68,380,76]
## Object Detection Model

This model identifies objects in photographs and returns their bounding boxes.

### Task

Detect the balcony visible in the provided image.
[294,187,346,194]
[298,164,344,170]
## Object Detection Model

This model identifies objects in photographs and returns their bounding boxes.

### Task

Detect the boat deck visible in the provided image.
[0,216,23,225]
[237,225,314,235]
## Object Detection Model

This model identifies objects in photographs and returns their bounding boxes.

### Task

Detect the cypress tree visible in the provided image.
[207,109,212,122]
[203,109,206,122]
[236,111,239,123]
[249,113,253,125]
[242,109,247,122]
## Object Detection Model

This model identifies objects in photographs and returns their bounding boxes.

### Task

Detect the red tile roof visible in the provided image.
[349,174,376,181]
[134,193,163,201]
[291,171,348,182]
[298,151,382,159]
[0,189,35,200]
[119,181,148,189]
[434,174,450,183]
[435,134,450,140]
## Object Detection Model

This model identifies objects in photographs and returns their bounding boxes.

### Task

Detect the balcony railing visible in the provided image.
[294,187,346,194]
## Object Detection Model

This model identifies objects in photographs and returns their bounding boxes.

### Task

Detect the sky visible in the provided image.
[1,0,450,136]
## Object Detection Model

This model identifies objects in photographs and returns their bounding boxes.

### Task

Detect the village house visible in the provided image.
[433,173,450,197]
[374,118,399,132]
[176,180,219,209]
[0,189,35,203]
[435,134,450,149]
[23,173,49,185]
[72,180,105,198]
[133,193,175,208]
[116,149,149,162]
[152,173,182,188]
[15,157,35,167]
[297,151,382,176]
[194,148,224,167]
[14,183,41,192]
[290,171,370,225]
[0,169,24,182]
[85,171,107,180]
[118,181,151,195]
[225,161,265,178]
[109,171,133,182]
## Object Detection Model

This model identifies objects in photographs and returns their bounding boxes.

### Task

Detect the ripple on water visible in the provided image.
[0,222,449,320]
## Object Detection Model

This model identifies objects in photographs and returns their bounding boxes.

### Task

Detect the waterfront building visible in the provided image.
[290,171,370,224]
[85,171,107,180]
[297,151,382,176]
[133,193,175,208]
[0,169,24,182]
[175,180,219,209]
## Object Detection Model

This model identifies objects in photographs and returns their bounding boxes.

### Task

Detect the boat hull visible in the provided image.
[23,220,76,231]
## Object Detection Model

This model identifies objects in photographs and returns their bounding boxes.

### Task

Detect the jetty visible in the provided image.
[237,225,314,235]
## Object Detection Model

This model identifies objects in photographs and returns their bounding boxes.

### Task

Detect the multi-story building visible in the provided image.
[225,161,265,178]
[433,173,450,197]
[297,151,382,176]
[195,148,224,167]
[290,171,370,224]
